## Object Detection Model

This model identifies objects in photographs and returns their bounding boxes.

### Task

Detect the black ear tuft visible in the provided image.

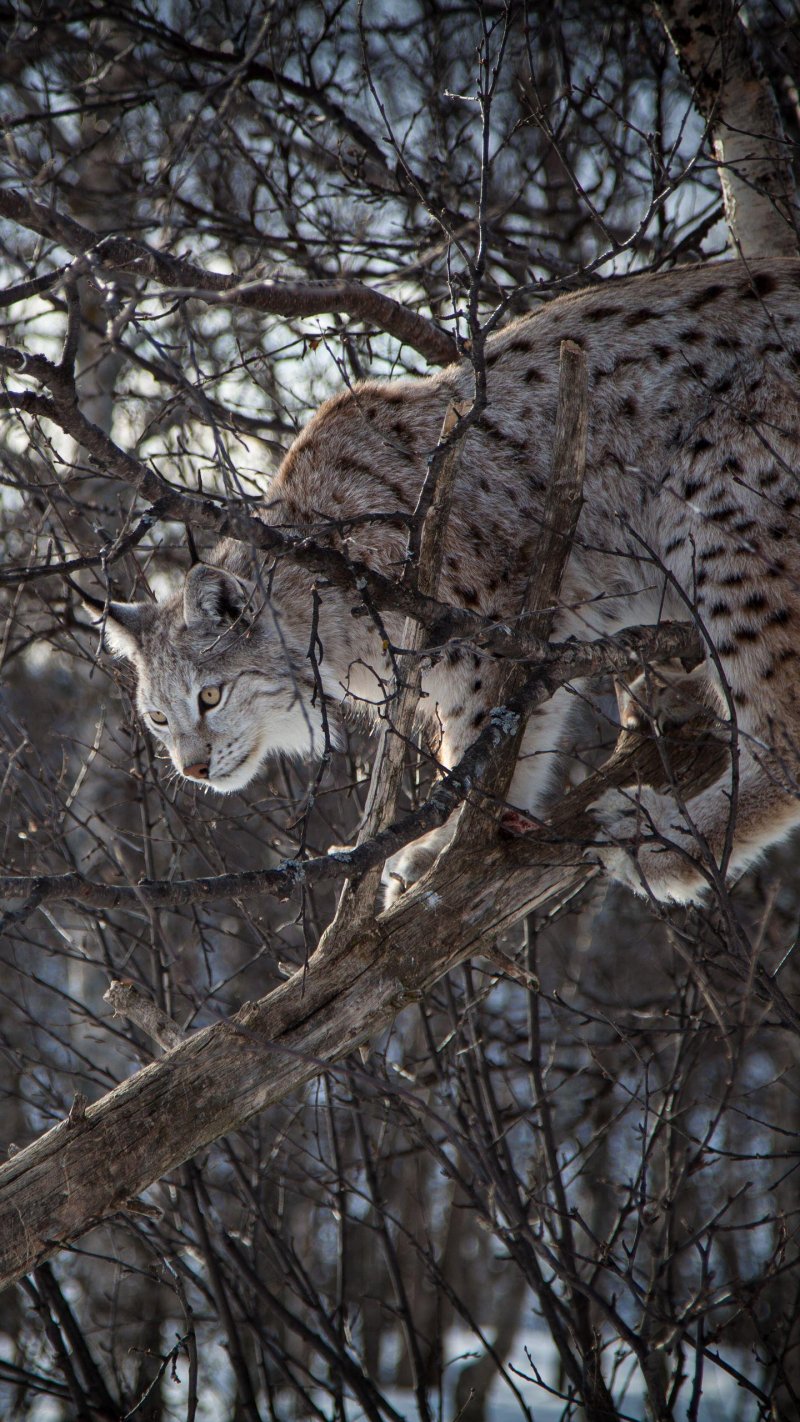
[183,564,249,628]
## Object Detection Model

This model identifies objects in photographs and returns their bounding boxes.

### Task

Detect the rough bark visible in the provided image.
[656,0,800,256]
[0,717,727,1295]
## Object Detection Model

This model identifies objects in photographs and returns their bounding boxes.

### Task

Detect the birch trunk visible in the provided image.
[656,0,800,256]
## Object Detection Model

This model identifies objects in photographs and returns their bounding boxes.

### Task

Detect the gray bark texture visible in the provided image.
[656,0,800,256]
[0,714,725,1295]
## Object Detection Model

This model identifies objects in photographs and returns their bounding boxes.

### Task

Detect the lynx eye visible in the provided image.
[199,684,223,710]
[148,710,168,727]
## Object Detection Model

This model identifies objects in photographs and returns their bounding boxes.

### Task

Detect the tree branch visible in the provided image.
[0,188,459,365]
[0,709,726,1294]
[0,619,702,917]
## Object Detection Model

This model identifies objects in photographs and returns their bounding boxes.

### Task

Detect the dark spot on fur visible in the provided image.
[722,456,742,473]
[664,534,685,554]
[683,478,702,499]
[652,344,673,362]
[692,437,713,456]
[506,336,533,355]
[783,495,797,512]
[472,679,483,692]
[759,468,779,487]
[717,640,738,656]
[456,585,480,608]
[742,272,777,299]
[680,328,705,346]
[720,569,748,585]
[767,607,791,625]
[687,284,725,310]
[524,367,545,384]
[734,625,760,642]
[712,375,733,395]
[479,477,489,493]
[715,335,741,351]
[769,524,787,541]
[744,592,767,612]
[733,691,748,707]
[620,395,638,419]
[472,711,486,728]
[623,308,658,326]
[709,600,730,617]
[585,305,624,321]
[734,518,756,534]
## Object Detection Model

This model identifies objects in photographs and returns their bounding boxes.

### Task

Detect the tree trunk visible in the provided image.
[656,0,800,256]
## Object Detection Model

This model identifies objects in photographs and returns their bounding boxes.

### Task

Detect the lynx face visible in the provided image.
[102,565,330,792]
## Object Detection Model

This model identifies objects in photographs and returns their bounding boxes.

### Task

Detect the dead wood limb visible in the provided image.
[457,337,587,834]
[326,400,472,937]
[0,187,459,365]
[0,707,727,1295]
[103,981,186,1053]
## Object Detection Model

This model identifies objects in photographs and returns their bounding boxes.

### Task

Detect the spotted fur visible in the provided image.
[103,258,800,902]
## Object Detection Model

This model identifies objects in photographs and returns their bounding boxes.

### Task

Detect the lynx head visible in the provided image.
[95,564,330,793]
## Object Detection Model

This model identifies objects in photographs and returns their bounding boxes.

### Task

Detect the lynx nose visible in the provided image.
[184,761,210,780]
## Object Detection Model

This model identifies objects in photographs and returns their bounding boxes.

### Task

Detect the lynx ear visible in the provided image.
[98,602,153,659]
[183,564,250,628]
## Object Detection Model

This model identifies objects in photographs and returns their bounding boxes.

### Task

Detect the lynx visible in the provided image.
[99,259,800,903]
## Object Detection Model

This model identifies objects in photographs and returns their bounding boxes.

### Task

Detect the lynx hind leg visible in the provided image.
[597,674,800,902]
[382,819,458,907]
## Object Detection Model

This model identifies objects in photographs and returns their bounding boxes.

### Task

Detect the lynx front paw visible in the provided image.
[591,787,708,903]
[382,821,457,907]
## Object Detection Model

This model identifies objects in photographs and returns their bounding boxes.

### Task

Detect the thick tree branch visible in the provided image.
[0,188,459,365]
[0,619,702,917]
[0,712,726,1294]
[0,375,703,667]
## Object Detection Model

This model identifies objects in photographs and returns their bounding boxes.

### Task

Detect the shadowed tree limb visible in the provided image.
[0,188,459,366]
[0,711,727,1297]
